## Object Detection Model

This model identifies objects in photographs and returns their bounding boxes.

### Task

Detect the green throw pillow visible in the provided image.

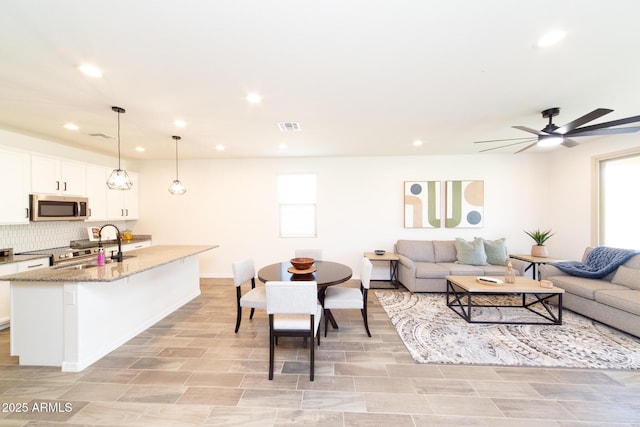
[455,237,488,265]
[481,237,509,266]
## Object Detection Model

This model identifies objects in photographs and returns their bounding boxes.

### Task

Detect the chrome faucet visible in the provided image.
[99,224,123,262]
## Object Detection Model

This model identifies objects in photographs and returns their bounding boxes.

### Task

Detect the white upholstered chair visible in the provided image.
[294,249,323,260]
[323,257,373,337]
[266,281,322,381]
[232,258,266,333]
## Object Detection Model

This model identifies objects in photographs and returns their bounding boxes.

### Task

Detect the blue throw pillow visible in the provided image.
[455,237,488,265]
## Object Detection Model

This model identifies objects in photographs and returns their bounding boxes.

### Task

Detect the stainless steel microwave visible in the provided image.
[29,194,89,221]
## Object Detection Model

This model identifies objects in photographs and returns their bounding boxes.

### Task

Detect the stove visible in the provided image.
[17,245,102,266]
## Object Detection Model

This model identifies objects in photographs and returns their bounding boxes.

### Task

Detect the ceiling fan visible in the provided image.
[475,107,640,153]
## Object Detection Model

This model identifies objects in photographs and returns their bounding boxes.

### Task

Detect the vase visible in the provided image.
[531,245,548,258]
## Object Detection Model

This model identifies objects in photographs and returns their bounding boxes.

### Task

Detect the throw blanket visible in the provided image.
[552,246,640,279]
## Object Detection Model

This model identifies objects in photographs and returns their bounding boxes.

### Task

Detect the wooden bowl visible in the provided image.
[290,257,314,270]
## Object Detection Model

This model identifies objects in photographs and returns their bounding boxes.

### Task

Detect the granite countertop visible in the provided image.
[2,245,218,283]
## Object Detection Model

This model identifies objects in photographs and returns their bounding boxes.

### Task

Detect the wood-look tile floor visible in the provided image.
[1,278,639,426]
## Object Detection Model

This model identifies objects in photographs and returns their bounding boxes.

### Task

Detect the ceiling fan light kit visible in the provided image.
[476,107,640,153]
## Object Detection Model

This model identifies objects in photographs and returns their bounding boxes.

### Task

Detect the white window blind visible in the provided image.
[599,152,640,249]
[278,174,317,238]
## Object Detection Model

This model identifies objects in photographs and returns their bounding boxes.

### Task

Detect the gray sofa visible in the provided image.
[395,239,527,293]
[540,247,640,338]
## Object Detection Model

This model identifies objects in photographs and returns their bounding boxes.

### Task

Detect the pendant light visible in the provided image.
[106,106,133,190]
[168,135,186,195]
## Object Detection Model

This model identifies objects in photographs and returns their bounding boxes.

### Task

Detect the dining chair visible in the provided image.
[232,258,266,333]
[266,280,322,381]
[294,249,323,260]
[323,257,373,337]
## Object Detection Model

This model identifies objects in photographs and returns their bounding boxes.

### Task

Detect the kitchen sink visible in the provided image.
[55,263,99,270]
[54,255,136,270]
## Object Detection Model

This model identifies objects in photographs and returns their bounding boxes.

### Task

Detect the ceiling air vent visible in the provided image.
[277,122,301,132]
[89,133,114,139]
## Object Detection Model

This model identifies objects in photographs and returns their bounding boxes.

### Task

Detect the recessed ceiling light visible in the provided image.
[537,30,566,47]
[279,143,288,149]
[413,140,424,147]
[215,145,225,151]
[135,146,145,152]
[63,123,78,131]
[174,120,186,127]
[246,93,262,104]
[78,64,102,78]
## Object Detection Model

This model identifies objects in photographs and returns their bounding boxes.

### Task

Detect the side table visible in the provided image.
[509,254,566,280]
[364,252,399,289]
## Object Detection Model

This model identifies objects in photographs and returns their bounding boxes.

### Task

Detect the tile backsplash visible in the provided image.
[0,221,132,252]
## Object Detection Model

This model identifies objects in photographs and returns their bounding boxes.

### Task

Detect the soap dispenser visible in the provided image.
[97,244,106,266]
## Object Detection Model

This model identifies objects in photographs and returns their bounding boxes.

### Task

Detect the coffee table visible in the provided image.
[445,275,564,325]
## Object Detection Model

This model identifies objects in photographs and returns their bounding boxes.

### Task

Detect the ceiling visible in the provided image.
[1,1,639,160]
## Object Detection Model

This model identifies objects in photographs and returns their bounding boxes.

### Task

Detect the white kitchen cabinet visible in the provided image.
[0,264,16,329]
[31,155,86,196]
[106,171,139,220]
[85,165,109,221]
[103,239,151,258]
[0,257,49,329]
[0,149,30,225]
[121,240,151,252]
[16,257,50,272]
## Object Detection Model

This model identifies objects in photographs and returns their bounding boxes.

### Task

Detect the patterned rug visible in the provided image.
[376,290,640,369]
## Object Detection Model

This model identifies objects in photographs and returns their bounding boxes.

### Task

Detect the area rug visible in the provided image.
[375,290,640,369]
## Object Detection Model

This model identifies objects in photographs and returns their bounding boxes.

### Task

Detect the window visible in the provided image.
[278,174,317,237]
[598,151,640,249]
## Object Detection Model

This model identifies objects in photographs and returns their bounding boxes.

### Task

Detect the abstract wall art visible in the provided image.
[404,181,441,228]
[445,180,484,228]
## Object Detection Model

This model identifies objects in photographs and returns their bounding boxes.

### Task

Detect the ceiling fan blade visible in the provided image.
[474,137,536,144]
[561,139,579,148]
[479,139,536,152]
[514,141,539,154]
[554,108,613,134]
[568,126,640,137]
[566,115,640,135]
[512,126,547,136]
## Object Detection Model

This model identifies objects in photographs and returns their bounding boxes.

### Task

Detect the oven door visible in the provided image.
[30,194,89,221]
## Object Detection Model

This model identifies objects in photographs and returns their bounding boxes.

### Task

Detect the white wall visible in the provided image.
[3,127,638,279]
[545,133,640,260]
[135,154,552,278]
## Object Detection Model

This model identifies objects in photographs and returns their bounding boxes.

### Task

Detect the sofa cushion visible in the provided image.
[481,237,508,266]
[433,240,456,262]
[611,265,640,291]
[623,254,640,269]
[549,275,628,300]
[415,262,450,279]
[455,237,488,266]
[438,262,484,275]
[595,289,640,316]
[396,240,435,262]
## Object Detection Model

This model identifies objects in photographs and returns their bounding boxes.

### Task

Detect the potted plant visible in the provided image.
[524,228,555,258]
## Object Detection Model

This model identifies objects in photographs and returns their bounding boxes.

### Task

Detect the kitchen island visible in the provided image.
[3,245,217,372]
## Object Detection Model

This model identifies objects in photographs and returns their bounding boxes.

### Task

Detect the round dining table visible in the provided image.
[257,260,353,330]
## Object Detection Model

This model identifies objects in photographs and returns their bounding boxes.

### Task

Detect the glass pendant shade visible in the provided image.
[169,135,186,195]
[106,106,132,190]
[107,169,133,190]
[168,179,186,195]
